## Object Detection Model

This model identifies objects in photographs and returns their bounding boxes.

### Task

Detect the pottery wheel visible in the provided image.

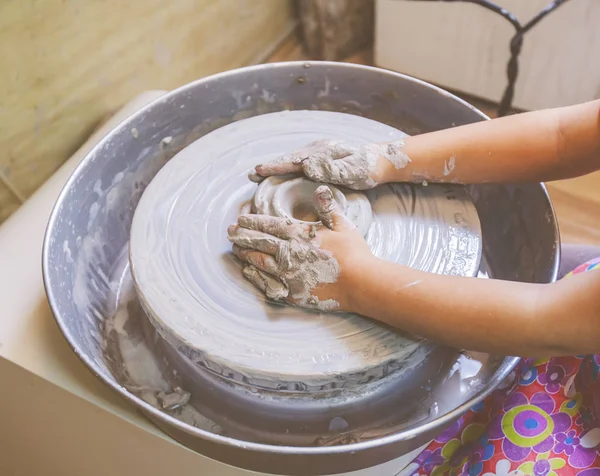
[130,111,482,393]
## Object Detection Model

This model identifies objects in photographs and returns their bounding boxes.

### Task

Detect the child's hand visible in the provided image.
[249,139,410,190]
[227,186,374,311]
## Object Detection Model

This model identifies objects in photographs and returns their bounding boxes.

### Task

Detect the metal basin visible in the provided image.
[43,61,559,475]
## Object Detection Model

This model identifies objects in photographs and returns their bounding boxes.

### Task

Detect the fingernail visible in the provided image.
[314,186,336,213]
[315,185,333,200]
[248,171,263,182]
[227,224,237,237]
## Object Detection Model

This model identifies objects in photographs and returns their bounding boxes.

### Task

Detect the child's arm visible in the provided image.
[230,192,600,358]
[253,100,600,186]
[236,100,600,357]
[385,99,600,184]
[351,255,600,357]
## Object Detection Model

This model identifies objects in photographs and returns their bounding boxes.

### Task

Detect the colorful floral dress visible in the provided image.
[408,258,600,476]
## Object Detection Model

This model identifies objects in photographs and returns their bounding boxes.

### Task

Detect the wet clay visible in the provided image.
[253,176,373,236]
[230,186,347,311]
[129,110,482,393]
[252,138,411,190]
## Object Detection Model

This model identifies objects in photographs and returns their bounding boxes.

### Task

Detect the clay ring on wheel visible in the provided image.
[253,176,373,235]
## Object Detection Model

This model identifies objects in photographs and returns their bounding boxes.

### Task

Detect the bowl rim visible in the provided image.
[42,60,560,456]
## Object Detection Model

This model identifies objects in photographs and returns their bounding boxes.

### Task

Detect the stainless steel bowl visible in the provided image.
[43,61,560,475]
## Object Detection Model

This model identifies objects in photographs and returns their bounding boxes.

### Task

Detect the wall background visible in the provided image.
[0,0,295,223]
[376,0,600,110]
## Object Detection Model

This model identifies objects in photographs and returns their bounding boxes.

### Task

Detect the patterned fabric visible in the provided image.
[408,259,600,476]
[564,258,600,279]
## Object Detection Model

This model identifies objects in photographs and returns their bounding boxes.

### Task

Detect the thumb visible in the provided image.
[313,186,354,231]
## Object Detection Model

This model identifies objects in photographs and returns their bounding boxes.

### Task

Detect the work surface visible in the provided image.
[268,37,600,247]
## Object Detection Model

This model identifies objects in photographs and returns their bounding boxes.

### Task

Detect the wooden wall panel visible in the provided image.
[0,0,295,222]
[0,182,21,224]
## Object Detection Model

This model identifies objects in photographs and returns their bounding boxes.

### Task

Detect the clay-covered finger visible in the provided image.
[303,156,370,191]
[247,171,265,183]
[329,143,357,160]
[234,246,280,276]
[254,155,304,177]
[314,186,354,231]
[237,214,308,239]
[227,225,284,255]
[304,139,354,160]
[242,265,289,301]
[231,244,248,261]
[301,156,339,185]
[313,186,337,229]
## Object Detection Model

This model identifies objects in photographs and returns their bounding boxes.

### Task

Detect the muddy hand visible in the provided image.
[249,139,410,191]
[227,186,370,311]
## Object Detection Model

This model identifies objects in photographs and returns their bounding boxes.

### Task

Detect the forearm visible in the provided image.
[351,257,600,357]
[384,100,600,184]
